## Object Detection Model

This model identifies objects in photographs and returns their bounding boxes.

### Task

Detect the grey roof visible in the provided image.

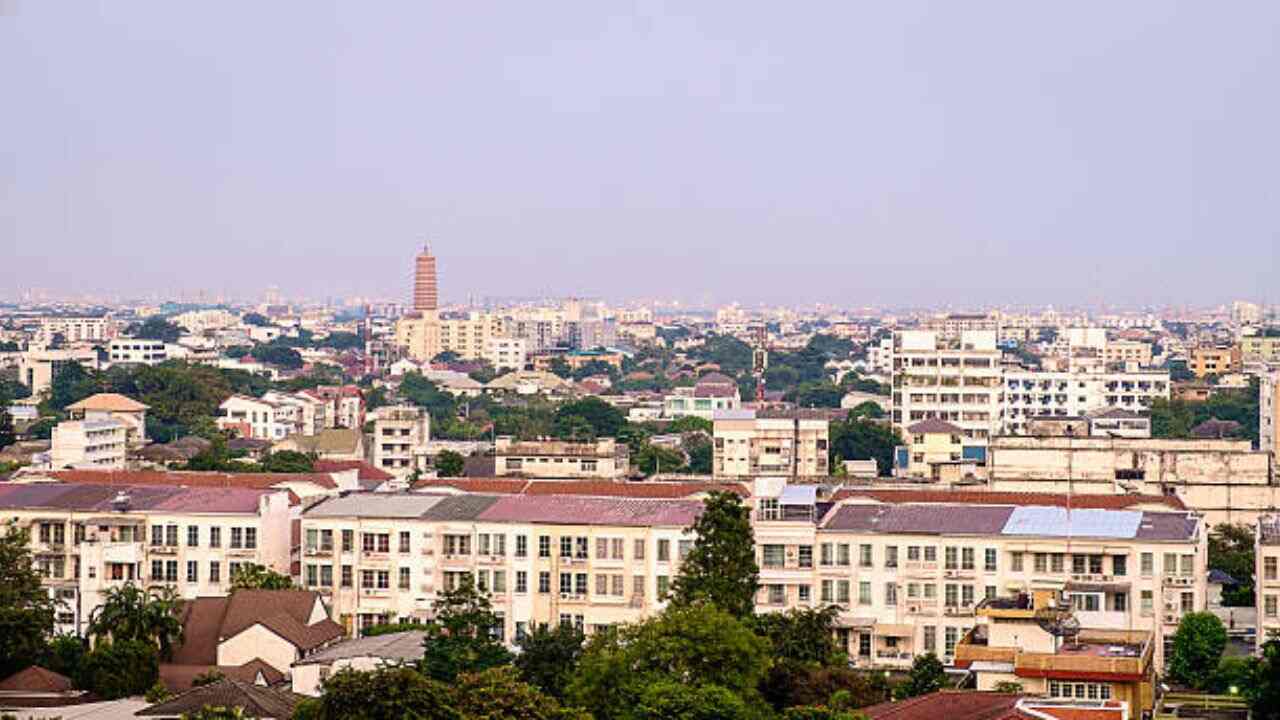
[302,492,499,521]
[1208,569,1238,586]
[294,630,428,666]
[1134,512,1201,541]
[136,678,304,718]
[1002,507,1143,539]
[821,504,1014,535]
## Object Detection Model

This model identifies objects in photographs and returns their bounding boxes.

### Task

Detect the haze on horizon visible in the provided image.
[1,2,1278,309]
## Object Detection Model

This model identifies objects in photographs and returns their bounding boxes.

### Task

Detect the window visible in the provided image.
[837,544,851,567]
[820,543,833,567]
[559,537,573,558]
[1051,553,1064,573]
[187,561,198,583]
[961,585,974,606]
[945,584,959,607]
[1034,553,1047,573]
[1267,557,1278,582]
[539,535,551,558]
[341,565,352,588]
[611,538,623,560]
[1113,555,1127,577]
[230,528,243,549]
[678,540,693,560]
[1113,592,1127,612]
[985,585,996,600]
[657,575,670,598]
[859,544,873,567]
[516,535,528,558]
[798,584,811,603]
[575,573,588,595]
[1164,553,1177,575]
[399,532,411,554]
[885,583,897,606]
[944,627,958,656]
[166,525,178,547]
[444,534,470,556]
[885,546,898,569]
[634,539,646,560]
[1073,554,1087,574]
[945,547,959,570]
[306,565,318,587]
[907,546,920,561]
[516,571,528,594]
[837,581,851,605]
[577,537,590,559]
[821,580,834,603]
[1011,552,1023,572]
[559,573,573,595]
[658,539,671,562]
[1089,554,1103,574]
[342,529,353,552]
[596,574,608,596]
[165,561,178,582]
[1140,590,1153,614]
[479,534,492,556]
[151,559,163,580]
[209,561,221,584]
[1181,592,1194,613]
[858,633,871,658]
[244,528,257,549]
[1071,593,1101,612]
[923,584,937,599]
[762,545,785,568]
[1180,554,1194,576]
[984,548,997,572]
[187,526,199,547]
[1266,596,1278,618]
[961,547,975,571]
[596,538,608,560]
[210,527,221,548]
[798,545,813,568]
[399,568,411,590]
[767,584,785,605]
[923,626,936,653]
[538,571,551,594]
[493,570,507,593]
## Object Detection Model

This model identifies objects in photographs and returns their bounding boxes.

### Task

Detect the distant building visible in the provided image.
[1188,345,1241,378]
[485,337,527,371]
[1102,340,1153,367]
[891,330,1002,448]
[50,418,128,469]
[17,348,99,396]
[1001,368,1168,435]
[65,393,149,446]
[370,405,430,477]
[712,409,829,478]
[107,337,169,365]
[414,245,438,312]
[896,418,983,481]
[217,395,301,441]
[1257,515,1280,653]
[664,372,741,420]
[1241,335,1280,362]
[1262,368,1280,456]
[494,437,629,479]
[274,428,366,462]
[37,316,114,344]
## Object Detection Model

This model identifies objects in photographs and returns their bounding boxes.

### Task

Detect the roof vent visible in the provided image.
[111,491,131,512]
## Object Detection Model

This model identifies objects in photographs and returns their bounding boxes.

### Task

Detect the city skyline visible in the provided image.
[3,2,1279,307]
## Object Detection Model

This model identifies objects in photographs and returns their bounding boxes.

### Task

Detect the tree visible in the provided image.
[230,563,294,590]
[782,707,865,720]
[453,666,588,720]
[434,450,466,478]
[1209,523,1256,606]
[0,408,15,450]
[893,653,948,699]
[419,575,511,683]
[554,397,626,438]
[828,417,901,478]
[87,584,184,660]
[992,681,1024,693]
[670,492,759,618]
[129,317,183,343]
[0,521,57,679]
[567,604,770,720]
[44,361,100,412]
[634,442,686,477]
[80,639,159,699]
[752,606,841,666]
[761,665,887,714]
[1168,612,1228,688]
[1249,638,1280,719]
[682,434,713,475]
[242,312,271,327]
[515,623,585,701]
[846,401,884,420]
[307,666,458,720]
[258,450,316,473]
[666,415,713,435]
[791,381,844,408]
[633,680,750,720]
[251,344,304,369]
[40,633,87,685]
[192,669,227,687]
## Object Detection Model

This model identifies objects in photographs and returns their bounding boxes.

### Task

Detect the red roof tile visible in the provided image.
[413,478,530,494]
[47,468,338,490]
[863,691,1024,720]
[312,460,394,482]
[0,666,75,693]
[830,488,1185,511]
[524,480,748,499]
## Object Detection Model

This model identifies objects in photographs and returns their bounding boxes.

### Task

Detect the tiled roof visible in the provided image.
[0,482,273,514]
[907,418,964,434]
[138,678,304,718]
[45,468,338,490]
[821,502,1198,541]
[0,665,74,693]
[171,591,343,668]
[1134,512,1201,541]
[312,460,395,482]
[862,691,1024,720]
[275,428,362,455]
[295,630,428,666]
[159,661,285,693]
[823,503,1015,535]
[65,393,149,412]
[829,488,1186,511]
[412,478,530,494]
[477,495,701,527]
[412,478,749,499]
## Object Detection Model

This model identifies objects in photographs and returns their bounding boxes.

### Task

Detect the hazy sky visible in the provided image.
[2,2,1278,308]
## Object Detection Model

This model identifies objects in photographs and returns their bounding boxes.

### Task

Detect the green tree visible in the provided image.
[682,434,713,475]
[0,408,15,450]
[25,416,57,440]
[670,492,759,618]
[846,401,884,420]
[242,312,271,327]
[258,450,316,473]
[434,450,466,478]
[515,623,585,701]
[634,443,686,477]
[791,381,844,408]
[554,414,597,441]
[144,680,172,703]
[44,361,100,412]
[1206,656,1257,696]
[1209,523,1256,606]
[453,666,588,720]
[87,584,184,660]
[0,521,57,679]
[306,666,458,720]
[893,653,948,699]
[828,417,901,478]
[666,415,713,435]
[1249,638,1280,719]
[992,681,1024,693]
[760,665,887,714]
[554,397,626,438]
[251,344,304,369]
[752,606,841,666]
[633,680,750,720]
[192,669,227,687]
[129,317,183,343]
[80,639,160,699]
[40,633,87,685]
[1168,612,1228,689]
[782,707,865,720]
[419,575,512,682]
[230,563,294,590]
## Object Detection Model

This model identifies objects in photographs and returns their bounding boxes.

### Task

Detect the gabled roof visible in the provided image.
[829,488,1186,511]
[45,468,338,490]
[862,691,1024,720]
[312,459,395,482]
[0,482,273,514]
[159,660,285,693]
[65,393,149,412]
[294,630,428,666]
[907,418,964,434]
[0,665,74,693]
[171,591,343,667]
[275,428,363,455]
[137,678,305,719]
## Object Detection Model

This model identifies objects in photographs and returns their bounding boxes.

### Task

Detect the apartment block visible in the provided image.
[65,393,149,446]
[107,337,169,365]
[50,419,128,469]
[395,312,508,362]
[752,484,1204,676]
[494,437,629,479]
[1240,335,1280,363]
[1002,369,1169,435]
[891,330,1003,445]
[713,409,829,478]
[1188,346,1241,378]
[1257,516,1280,653]
[298,492,698,638]
[370,405,430,477]
[485,337,527,371]
[37,316,115,344]
[0,482,291,636]
[1102,340,1153,367]
[217,392,327,441]
[663,373,741,420]
[18,348,99,396]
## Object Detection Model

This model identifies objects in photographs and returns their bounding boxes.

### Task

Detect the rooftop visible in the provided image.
[907,418,965,434]
[829,488,1186,511]
[820,502,1196,541]
[0,482,275,514]
[65,392,150,412]
[295,630,428,666]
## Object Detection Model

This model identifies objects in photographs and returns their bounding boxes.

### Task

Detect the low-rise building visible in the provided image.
[713,409,829,478]
[1258,516,1280,653]
[896,418,985,480]
[37,316,115,344]
[217,395,302,441]
[1189,346,1241,378]
[493,437,629,479]
[17,348,99,397]
[370,405,430,477]
[664,373,741,420]
[65,393,149,446]
[1102,340,1154,367]
[107,337,169,365]
[1241,335,1280,363]
[310,385,365,430]
[50,419,128,469]
[292,630,426,696]
[1001,368,1168,436]
[0,481,292,636]
[1262,368,1280,456]
[485,337,527,371]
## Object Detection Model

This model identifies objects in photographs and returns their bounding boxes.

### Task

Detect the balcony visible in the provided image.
[150,545,179,556]
[943,604,975,617]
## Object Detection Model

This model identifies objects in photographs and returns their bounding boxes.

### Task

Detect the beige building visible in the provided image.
[1189,346,1241,378]
[713,409,829,478]
[0,481,292,636]
[1240,335,1280,363]
[65,393,149,446]
[37,316,115,344]
[395,312,508,362]
[370,405,430,477]
[494,437,629,479]
[752,482,1205,674]
[1257,515,1280,652]
[1102,341,1154,367]
[292,630,425,697]
[1262,368,1280,456]
[988,436,1276,526]
[485,337,527,371]
[50,418,128,470]
[299,492,699,638]
[892,330,1003,446]
[18,348,99,397]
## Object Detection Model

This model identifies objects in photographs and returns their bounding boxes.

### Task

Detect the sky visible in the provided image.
[1,1,1278,309]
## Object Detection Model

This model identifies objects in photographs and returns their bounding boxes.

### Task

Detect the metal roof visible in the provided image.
[477,495,701,527]
[780,485,817,505]
[303,493,449,519]
[1001,507,1143,539]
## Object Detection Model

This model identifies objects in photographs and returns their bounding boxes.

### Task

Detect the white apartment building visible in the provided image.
[38,316,115,344]
[0,482,291,636]
[866,337,894,375]
[1262,368,1279,456]
[50,418,128,469]
[172,309,240,334]
[371,406,431,477]
[107,337,169,365]
[18,348,100,396]
[891,330,1003,448]
[217,394,302,441]
[486,337,527,372]
[494,437,629,479]
[1257,516,1280,652]
[299,492,699,638]
[1002,368,1170,435]
[713,409,829,478]
[753,484,1206,671]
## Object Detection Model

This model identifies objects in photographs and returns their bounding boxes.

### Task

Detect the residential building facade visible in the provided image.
[713,409,829,478]
[891,330,1003,447]
[50,419,128,469]
[1002,368,1169,435]
[494,437,629,479]
[370,405,431,477]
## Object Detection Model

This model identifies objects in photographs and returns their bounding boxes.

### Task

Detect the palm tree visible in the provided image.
[87,583,184,660]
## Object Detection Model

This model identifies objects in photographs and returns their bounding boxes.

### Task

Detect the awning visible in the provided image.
[874,623,915,637]
[970,661,1015,673]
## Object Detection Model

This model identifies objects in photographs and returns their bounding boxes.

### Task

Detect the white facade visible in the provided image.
[486,337,527,372]
[1003,369,1170,435]
[1262,369,1279,456]
[217,395,302,440]
[50,419,128,469]
[38,316,114,343]
[891,330,1003,445]
[371,406,431,476]
[107,337,169,365]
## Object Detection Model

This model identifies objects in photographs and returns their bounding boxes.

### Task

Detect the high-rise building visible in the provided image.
[414,245,439,312]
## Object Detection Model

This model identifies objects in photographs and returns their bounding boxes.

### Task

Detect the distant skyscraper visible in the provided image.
[414,245,438,312]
